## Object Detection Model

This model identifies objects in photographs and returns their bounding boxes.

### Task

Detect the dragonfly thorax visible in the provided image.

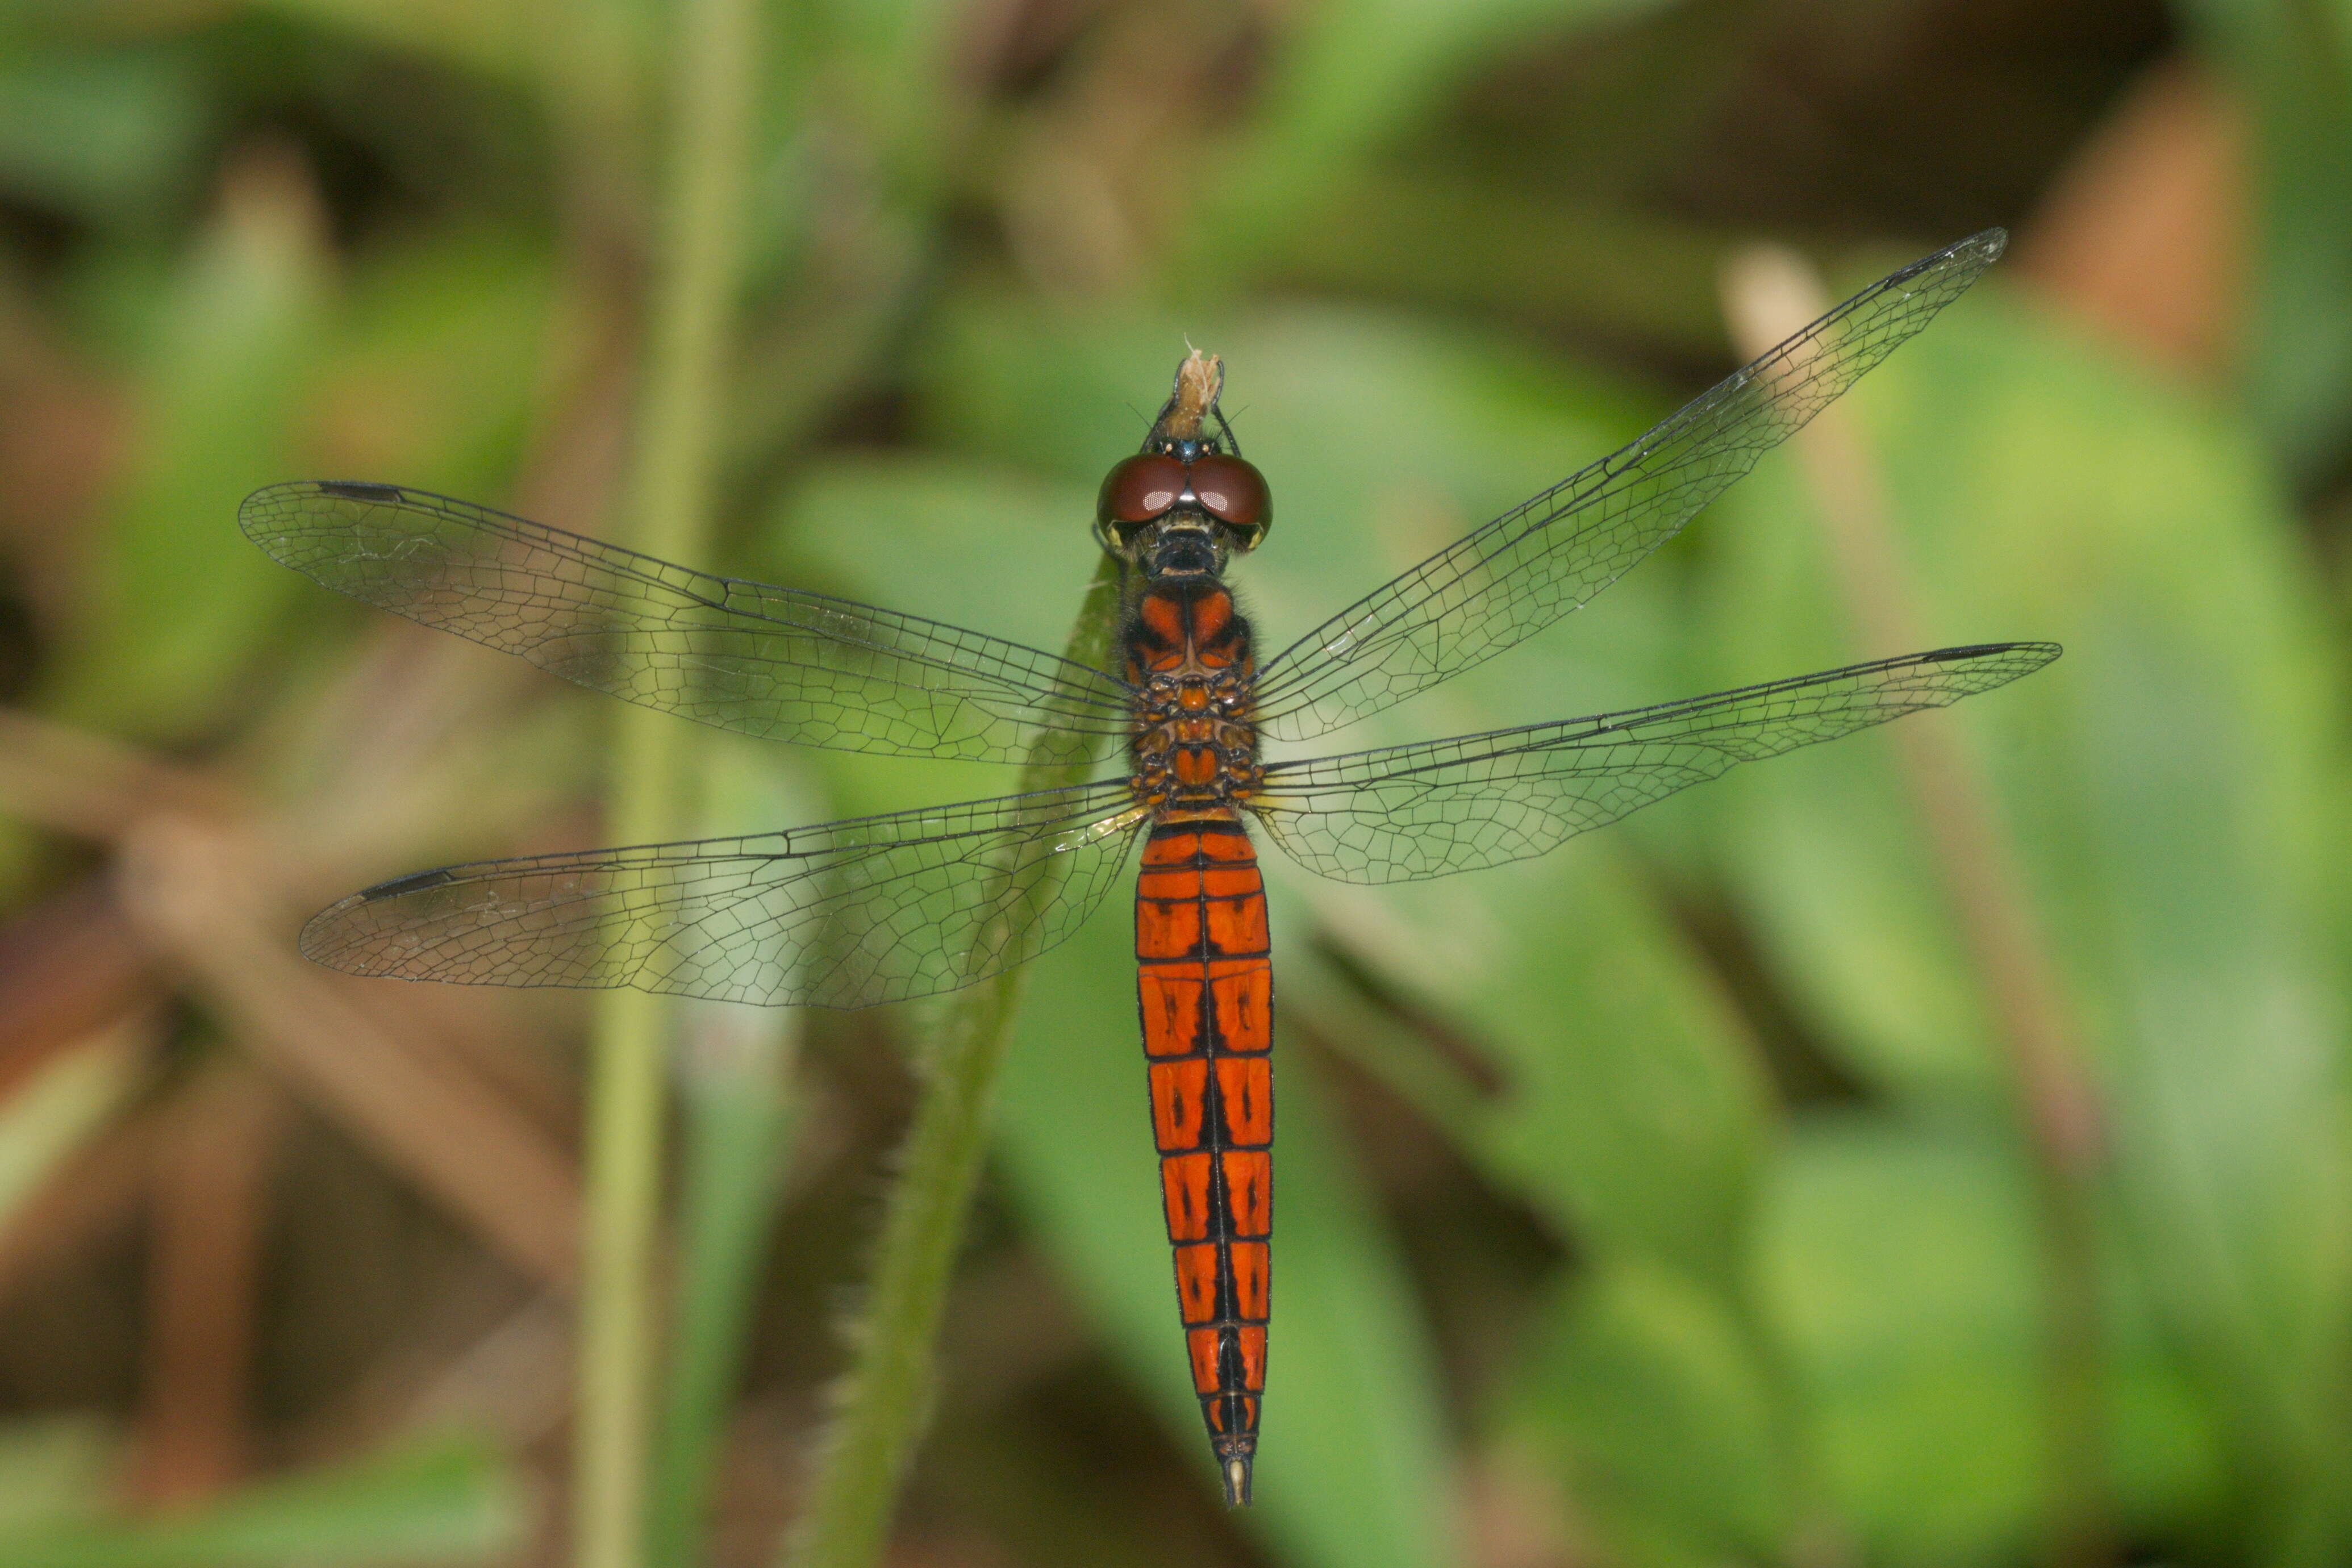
[1127,579,1262,810]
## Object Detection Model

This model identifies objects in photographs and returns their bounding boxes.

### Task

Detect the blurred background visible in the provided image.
[0,0,2345,1566]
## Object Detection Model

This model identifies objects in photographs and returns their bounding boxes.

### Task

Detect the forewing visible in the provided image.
[300,781,1146,1007]
[241,481,1133,762]
[1250,643,2058,883]
[1255,231,2007,740]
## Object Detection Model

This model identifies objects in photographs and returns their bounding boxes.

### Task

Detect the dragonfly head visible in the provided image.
[1094,349,1272,572]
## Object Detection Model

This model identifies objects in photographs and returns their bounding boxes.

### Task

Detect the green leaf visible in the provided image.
[1507,1257,1788,1568]
[769,454,1109,820]
[771,456,1104,656]
[1287,843,1769,1289]
[1696,280,2352,1556]
[0,1434,523,1568]
[1757,1117,2044,1564]
[1757,1116,2228,1564]
[48,160,332,742]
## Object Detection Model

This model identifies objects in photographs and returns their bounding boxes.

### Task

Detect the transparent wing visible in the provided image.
[300,781,1147,1007]
[1250,642,2058,883]
[241,481,1133,762]
[1254,231,2007,740]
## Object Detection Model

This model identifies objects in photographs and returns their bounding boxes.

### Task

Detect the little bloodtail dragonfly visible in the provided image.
[242,228,2055,1508]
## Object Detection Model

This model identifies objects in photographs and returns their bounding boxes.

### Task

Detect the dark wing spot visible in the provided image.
[360,867,456,900]
[316,481,406,503]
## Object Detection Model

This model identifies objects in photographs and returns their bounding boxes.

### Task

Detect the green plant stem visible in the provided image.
[782,557,1125,1568]
[574,1,758,1566]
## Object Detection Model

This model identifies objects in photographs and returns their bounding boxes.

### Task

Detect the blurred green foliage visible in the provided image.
[0,1433,522,1567]
[0,1,2348,1567]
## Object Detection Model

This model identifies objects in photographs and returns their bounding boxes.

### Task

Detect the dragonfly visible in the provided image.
[241,228,2055,1508]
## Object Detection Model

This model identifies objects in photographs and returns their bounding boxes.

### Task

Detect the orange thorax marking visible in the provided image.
[1127,579,1261,810]
[1127,582,1250,677]
[1138,593,1187,655]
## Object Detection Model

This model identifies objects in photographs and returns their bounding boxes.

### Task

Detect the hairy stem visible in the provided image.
[782,557,1125,1568]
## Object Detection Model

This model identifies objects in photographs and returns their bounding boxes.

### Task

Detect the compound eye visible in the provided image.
[1098,454,1187,525]
[1187,454,1270,531]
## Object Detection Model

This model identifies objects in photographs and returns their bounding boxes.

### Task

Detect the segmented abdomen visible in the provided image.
[1135,812,1271,1502]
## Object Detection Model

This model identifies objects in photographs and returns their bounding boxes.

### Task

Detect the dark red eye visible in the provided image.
[1098,454,1187,525]
[1187,454,1270,529]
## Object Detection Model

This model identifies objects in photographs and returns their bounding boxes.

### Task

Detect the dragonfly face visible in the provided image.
[1116,352,1270,823]
[1094,352,1273,574]
[240,228,2057,1511]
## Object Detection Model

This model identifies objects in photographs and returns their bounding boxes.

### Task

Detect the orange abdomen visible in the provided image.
[1135,812,1271,1501]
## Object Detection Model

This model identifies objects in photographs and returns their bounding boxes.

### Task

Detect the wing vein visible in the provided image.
[1250,643,2057,883]
[243,482,1136,759]
[1253,232,2005,739]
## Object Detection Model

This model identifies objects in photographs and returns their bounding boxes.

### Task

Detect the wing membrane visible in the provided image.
[241,482,1133,762]
[1254,231,2007,740]
[1250,643,2058,883]
[300,781,1145,1007]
